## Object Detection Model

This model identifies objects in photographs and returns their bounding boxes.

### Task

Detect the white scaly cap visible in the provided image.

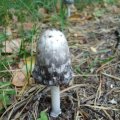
[32,29,73,86]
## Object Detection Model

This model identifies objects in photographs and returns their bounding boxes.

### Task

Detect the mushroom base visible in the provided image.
[50,109,61,118]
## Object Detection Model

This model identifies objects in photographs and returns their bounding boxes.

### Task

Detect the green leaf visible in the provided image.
[0,33,6,42]
[0,93,10,108]
[0,89,16,95]
[99,56,114,64]
[37,111,48,120]
[0,82,11,89]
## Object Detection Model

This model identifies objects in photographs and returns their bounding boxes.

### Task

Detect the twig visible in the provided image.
[80,104,119,111]
[97,61,120,73]
[0,69,22,73]
[83,106,109,120]
[1,86,48,119]
[94,75,102,107]
[102,72,120,81]
[102,109,113,120]
[73,74,99,77]
[61,84,89,93]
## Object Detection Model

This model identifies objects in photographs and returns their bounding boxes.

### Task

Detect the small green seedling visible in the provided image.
[37,111,48,120]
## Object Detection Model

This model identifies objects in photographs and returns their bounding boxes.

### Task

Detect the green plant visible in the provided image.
[37,111,48,120]
[0,82,16,112]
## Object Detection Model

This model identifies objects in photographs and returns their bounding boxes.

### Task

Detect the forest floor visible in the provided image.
[0,1,120,120]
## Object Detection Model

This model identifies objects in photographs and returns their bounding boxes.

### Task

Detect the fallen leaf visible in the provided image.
[38,8,48,16]
[23,22,33,30]
[90,47,97,53]
[11,56,35,87]
[68,13,81,22]
[2,38,21,53]
[12,71,25,87]
[68,13,90,24]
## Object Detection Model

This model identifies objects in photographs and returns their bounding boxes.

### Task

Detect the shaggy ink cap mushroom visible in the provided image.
[32,29,73,117]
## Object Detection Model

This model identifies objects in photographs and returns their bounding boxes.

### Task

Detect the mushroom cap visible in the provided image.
[32,29,73,86]
[63,0,74,4]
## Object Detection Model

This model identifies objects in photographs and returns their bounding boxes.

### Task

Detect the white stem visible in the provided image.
[67,6,71,17]
[50,86,61,117]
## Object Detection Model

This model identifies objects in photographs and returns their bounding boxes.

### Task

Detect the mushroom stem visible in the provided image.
[67,5,71,17]
[50,86,61,117]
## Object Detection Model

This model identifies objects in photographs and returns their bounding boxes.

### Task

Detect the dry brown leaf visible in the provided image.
[38,8,48,15]
[2,38,21,53]
[68,14,86,24]
[68,13,81,22]
[23,22,33,30]
[12,56,35,87]
[12,71,25,87]
[69,11,92,23]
